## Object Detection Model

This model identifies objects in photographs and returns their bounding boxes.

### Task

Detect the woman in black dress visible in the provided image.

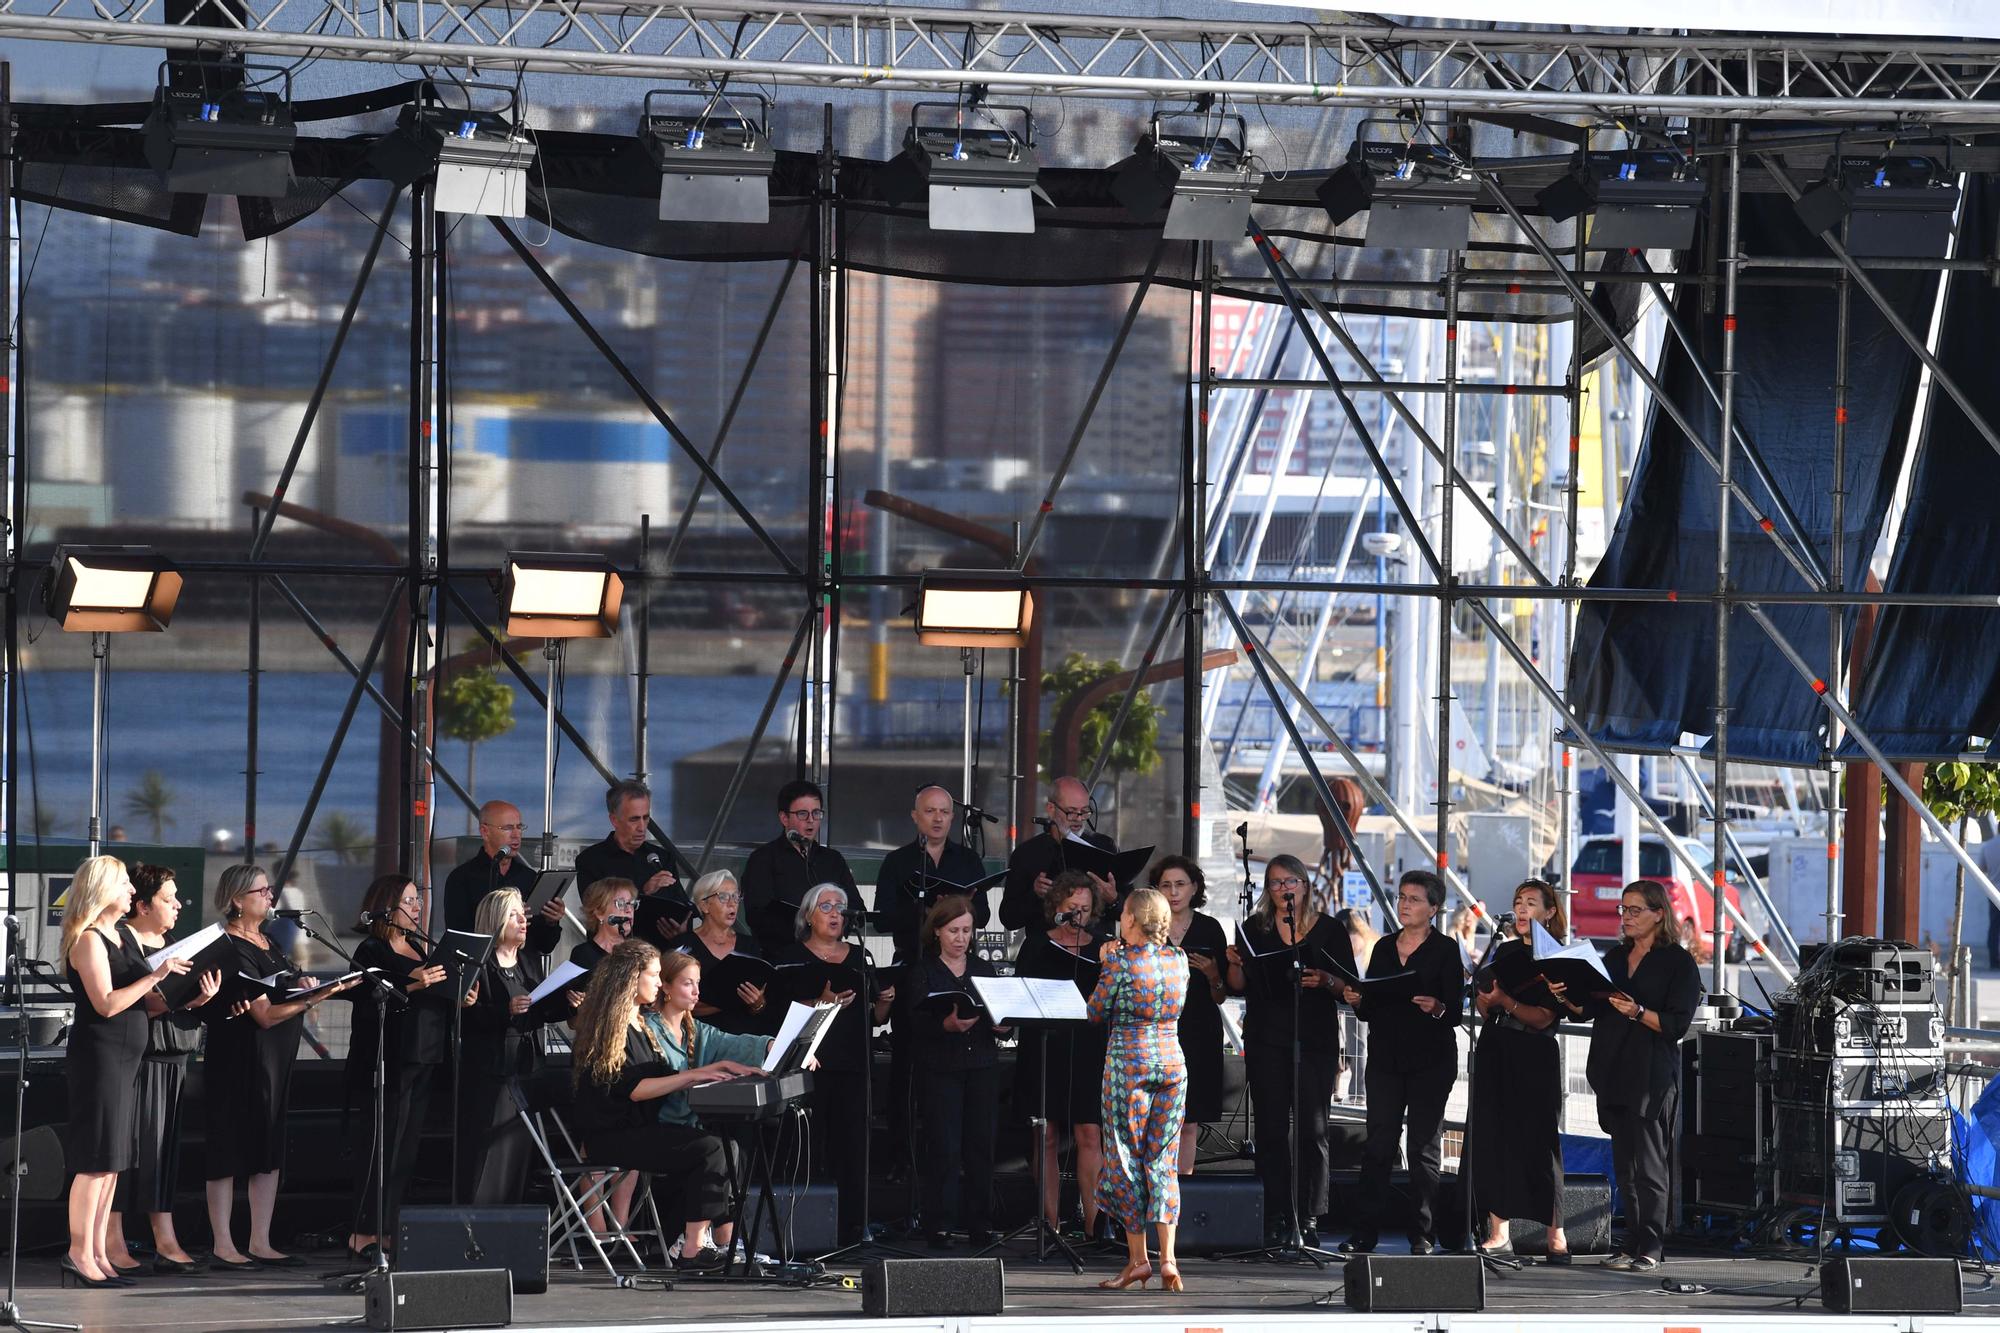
[773,882,895,1245]
[1470,878,1569,1261]
[459,888,566,1204]
[1338,869,1466,1255]
[60,856,190,1288]
[680,870,774,1035]
[1012,872,1108,1237]
[1147,854,1225,1175]
[1222,853,1354,1247]
[571,876,637,979]
[202,862,356,1270]
[1551,879,1701,1273]
[105,864,221,1277]
[906,896,1009,1248]
[345,873,477,1262]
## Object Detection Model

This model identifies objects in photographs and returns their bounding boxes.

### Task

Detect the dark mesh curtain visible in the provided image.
[1567,193,1938,764]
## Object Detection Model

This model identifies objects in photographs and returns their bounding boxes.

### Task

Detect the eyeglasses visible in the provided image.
[1618,904,1659,917]
[245,885,275,898]
[812,902,844,915]
[1270,877,1305,891]
[783,808,824,820]
[1052,804,1091,820]
[484,822,526,833]
[702,892,741,906]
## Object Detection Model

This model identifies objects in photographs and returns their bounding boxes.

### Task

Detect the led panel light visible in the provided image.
[642,92,776,224]
[503,553,625,639]
[142,61,296,198]
[915,569,1034,649]
[903,105,1043,234]
[385,102,537,219]
[43,546,182,633]
[1536,150,1705,252]
[1316,137,1474,251]
[1794,154,1958,259]
[1110,117,1263,243]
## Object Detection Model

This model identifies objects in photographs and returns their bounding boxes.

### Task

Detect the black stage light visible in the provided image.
[1110,115,1262,242]
[43,545,182,634]
[1793,153,1959,258]
[1316,130,1475,251]
[641,91,776,225]
[902,102,1046,234]
[377,86,536,219]
[142,60,296,198]
[915,568,1034,649]
[1536,149,1705,251]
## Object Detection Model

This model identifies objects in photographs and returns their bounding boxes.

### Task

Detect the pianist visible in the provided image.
[570,940,767,1271]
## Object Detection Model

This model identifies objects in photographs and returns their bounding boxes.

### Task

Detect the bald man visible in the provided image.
[443,799,564,954]
[999,776,1117,930]
[874,783,992,962]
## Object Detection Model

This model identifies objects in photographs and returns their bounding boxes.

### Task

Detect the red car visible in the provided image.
[1569,835,1748,963]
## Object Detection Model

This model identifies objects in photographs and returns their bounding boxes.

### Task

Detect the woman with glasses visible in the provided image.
[1549,880,1700,1274]
[1013,871,1111,1239]
[1222,853,1355,1247]
[572,877,638,979]
[679,870,774,1035]
[1469,879,1570,1262]
[1338,869,1464,1255]
[203,863,357,1270]
[774,882,895,1245]
[907,895,1008,1248]
[1146,855,1225,1176]
[345,872,480,1264]
[459,888,568,1204]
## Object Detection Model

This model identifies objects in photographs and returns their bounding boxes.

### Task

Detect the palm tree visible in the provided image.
[122,771,177,843]
[314,811,373,866]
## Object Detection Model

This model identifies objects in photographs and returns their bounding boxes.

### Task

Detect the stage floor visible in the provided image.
[21,1245,2000,1333]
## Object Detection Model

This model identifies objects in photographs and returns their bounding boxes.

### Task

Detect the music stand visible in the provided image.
[437,928,497,1205]
[0,919,75,1331]
[972,973,1088,1273]
[1461,925,1524,1273]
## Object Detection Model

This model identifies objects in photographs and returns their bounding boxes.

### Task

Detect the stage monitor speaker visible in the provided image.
[1509,1175,1614,1255]
[364,1268,513,1331]
[0,1124,65,1201]
[861,1257,1005,1317]
[1343,1254,1485,1312]
[1176,1175,1263,1254]
[397,1205,548,1295]
[1820,1256,1962,1314]
[744,1181,838,1258]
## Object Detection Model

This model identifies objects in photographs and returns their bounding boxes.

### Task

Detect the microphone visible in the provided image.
[1032,816,1055,830]
[606,915,633,928]
[786,830,814,852]
[1496,912,1515,925]
[645,850,662,867]
[1235,823,1249,839]
[271,908,312,920]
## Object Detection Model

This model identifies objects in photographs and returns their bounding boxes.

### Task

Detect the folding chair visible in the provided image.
[511,1075,668,1277]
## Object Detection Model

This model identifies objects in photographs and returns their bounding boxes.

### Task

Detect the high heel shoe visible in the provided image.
[1096,1259,1152,1290]
[1159,1260,1184,1293]
[59,1256,119,1289]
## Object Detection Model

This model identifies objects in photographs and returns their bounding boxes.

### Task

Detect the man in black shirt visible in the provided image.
[573,778,682,897]
[442,799,563,954]
[876,783,991,962]
[999,775,1116,930]
[738,778,862,957]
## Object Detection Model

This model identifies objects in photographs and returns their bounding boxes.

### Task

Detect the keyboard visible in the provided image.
[686,1069,813,1121]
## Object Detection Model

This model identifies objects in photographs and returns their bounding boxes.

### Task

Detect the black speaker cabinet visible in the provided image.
[1820,1256,1962,1314]
[364,1268,513,1331]
[1176,1174,1264,1254]
[397,1205,548,1296]
[861,1257,1006,1317]
[1508,1175,1614,1255]
[1343,1254,1485,1312]
[744,1181,838,1258]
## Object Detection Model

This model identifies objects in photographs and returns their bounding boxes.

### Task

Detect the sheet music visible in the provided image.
[526,959,587,1004]
[761,1001,839,1072]
[969,974,1090,1021]
[1530,920,1613,981]
[145,921,224,970]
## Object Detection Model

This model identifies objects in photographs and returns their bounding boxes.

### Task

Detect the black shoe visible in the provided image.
[676,1245,725,1272]
[1337,1236,1377,1256]
[926,1231,957,1251]
[153,1255,209,1276]
[59,1257,120,1289]
[207,1254,262,1272]
[1409,1239,1434,1256]
[967,1230,996,1248]
[1544,1250,1573,1267]
[248,1251,308,1268]
[1300,1228,1324,1251]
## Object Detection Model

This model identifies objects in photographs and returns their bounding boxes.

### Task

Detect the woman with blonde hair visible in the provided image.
[1090,888,1190,1292]
[458,888,567,1203]
[59,856,191,1287]
[570,940,764,1269]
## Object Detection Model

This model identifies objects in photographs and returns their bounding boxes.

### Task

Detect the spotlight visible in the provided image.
[380,86,536,219]
[914,568,1034,649]
[42,545,182,634]
[142,60,296,198]
[1110,114,1263,242]
[1793,153,1959,258]
[502,552,625,640]
[641,90,776,224]
[902,102,1045,234]
[1536,149,1705,252]
[1316,125,1476,251]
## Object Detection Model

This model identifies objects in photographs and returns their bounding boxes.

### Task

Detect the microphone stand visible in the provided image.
[299,911,408,1293]
[1,918,74,1332]
[1463,921,1523,1272]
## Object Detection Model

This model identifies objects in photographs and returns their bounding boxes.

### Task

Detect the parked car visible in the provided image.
[1569,835,1750,963]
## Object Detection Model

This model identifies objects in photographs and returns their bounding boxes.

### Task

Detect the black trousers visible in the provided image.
[587,1123,734,1227]
[1357,1058,1455,1245]
[1246,1043,1337,1223]
[917,1064,998,1234]
[1602,1099,1675,1261]
[809,1068,870,1242]
[457,1071,534,1206]
[351,1060,436,1235]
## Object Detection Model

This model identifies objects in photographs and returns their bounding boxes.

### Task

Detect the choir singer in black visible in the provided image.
[573,780,686,945]
[999,776,1116,931]
[1339,869,1463,1256]
[906,896,1007,1248]
[442,799,564,951]
[1550,879,1700,1273]
[459,888,567,1204]
[875,783,990,960]
[739,779,862,957]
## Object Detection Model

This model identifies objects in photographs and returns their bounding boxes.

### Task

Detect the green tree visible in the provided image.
[1037,652,1164,838]
[436,667,516,830]
[1918,760,2000,1015]
[315,811,373,866]
[121,770,177,843]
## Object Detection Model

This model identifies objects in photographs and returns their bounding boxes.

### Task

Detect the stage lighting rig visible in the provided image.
[379,85,536,219]
[902,102,1046,234]
[142,60,296,198]
[1316,123,1476,251]
[642,90,776,225]
[915,568,1034,650]
[1110,114,1263,242]
[1535,148,1705,251]
[1793,151,1959,258]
